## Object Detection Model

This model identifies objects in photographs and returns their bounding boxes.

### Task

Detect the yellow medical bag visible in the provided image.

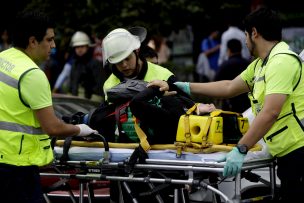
[175,104,249,155]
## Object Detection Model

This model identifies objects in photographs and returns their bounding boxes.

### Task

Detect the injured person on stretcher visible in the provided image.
[42,80,278,203]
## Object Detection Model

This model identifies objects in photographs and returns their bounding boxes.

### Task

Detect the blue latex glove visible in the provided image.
[173,82,191,95]
[218,147,246,177]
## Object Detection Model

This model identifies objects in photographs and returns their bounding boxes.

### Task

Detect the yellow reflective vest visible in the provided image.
[246,45,304,157]
[0,48,53,166]
[103,61,174,101]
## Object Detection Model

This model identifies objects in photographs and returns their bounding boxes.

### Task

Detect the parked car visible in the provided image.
[52,93,100,119]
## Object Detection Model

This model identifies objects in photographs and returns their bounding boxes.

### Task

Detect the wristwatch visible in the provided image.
[236,144,248,154]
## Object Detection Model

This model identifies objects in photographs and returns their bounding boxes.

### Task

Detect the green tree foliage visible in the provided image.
[2,0,303,36]
[14,0,247,36]
[4,0,303,39]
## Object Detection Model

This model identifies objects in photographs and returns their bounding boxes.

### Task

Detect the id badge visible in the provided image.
[253,99,261,113]
[248,92,261,114]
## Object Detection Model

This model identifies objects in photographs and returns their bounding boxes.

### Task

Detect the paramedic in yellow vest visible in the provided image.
[101,27,177,203]
[102,28,176,101]
[148,8,304,202]
[0,11,97,203]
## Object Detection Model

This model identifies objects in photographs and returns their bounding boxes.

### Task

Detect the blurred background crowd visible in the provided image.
[1,0,304,110]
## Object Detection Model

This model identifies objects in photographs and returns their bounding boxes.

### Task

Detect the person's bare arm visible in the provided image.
[190,75,248,98]
[238,93,286,148]
[34,106,80,138]
[148,75,249,100]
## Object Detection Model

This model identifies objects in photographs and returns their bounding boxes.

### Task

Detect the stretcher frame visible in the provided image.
[40,134,277,203]
[40,154,277,203]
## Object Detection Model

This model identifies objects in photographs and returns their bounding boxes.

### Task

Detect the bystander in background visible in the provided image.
[214,38,251,113]
[53,31,107,101]
[218,8,251,66]
[200,26,221,73]
[0,29,12,52]
[194,26,221,82]
[148,34,171,65]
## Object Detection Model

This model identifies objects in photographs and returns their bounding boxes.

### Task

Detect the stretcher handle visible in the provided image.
[92,133,110,163]
[91,133,109,151]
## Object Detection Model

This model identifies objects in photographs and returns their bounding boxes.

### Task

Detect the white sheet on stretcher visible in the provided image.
[53,140,271,163]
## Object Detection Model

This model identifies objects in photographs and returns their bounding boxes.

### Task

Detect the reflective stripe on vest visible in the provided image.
[0,65,43,135]
[0,71,18,88]
[0,121,44,135]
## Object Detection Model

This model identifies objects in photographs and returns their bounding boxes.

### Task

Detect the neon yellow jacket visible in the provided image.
[103,62,174,101]
[241,42,304,157]
[0,48,53,166]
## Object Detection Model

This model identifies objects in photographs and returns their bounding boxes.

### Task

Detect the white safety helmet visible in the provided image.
[102,28,140,65]
[128,26,147,43]
[70,31,91,47]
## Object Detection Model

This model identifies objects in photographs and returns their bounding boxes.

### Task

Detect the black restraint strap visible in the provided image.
[59,136,73,163]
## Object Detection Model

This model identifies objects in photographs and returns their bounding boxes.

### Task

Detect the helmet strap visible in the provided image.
[134,50,140,75]
[127,50,141,79]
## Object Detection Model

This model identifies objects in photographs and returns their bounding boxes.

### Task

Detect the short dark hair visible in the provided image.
[243,7,282,41]
[227,39,242,53]
[11,10,55,49]
[140,45,158,60]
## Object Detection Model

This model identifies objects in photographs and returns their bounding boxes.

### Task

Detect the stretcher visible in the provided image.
[40,136,277,203]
